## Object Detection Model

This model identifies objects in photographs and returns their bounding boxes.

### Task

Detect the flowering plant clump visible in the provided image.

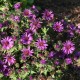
[0,2,80,80]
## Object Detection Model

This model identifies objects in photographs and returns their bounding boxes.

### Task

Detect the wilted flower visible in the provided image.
[53,21,63,32]
[62,40,75,54]
[42,9,54,21]
[1,37,14,50]
[35,38,48,50]
[14,2,21,9]
[21,32,33,45]
[4,54,16,66]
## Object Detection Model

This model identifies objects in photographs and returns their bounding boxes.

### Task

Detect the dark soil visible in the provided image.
[35,0,80,23]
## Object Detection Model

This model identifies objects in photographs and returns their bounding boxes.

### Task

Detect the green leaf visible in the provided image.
[0,73,3,78]
[8,47,17,53]
[10,72,17,80]
[20,71,29,79]
[41,27,49,35]
[30,70,36,74]
[27,0,34,4]
[20,0,27,8]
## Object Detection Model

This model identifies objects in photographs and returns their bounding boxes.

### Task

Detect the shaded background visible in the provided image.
[35,0,80,23]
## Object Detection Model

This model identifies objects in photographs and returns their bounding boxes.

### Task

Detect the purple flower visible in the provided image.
[67,30,74,37]
[10,15,20,22]
[17,78,22,80]
[21,47,33,57]
[53,21,64,32]
[29,76,33,80]
[21,32,33,45]
[40,59,46,64]
[54,60,59,65]
[0,60,10,76]
[0,60,4,72]
[65,58,72,65]
[13,16,20,22]
[0,23,3,28]
[75,51,80,58]
[48,51,55,58]
[25,29,33,34]
[35,38,48,50]
[14,2,21,9]
[42,9,54,21]
[23,9,32,17]
[31,5,38,13]
[1,37,14,50]
[30,18,42,32]
[62,40,75,54]
[4,54,16,66]
[3,21,9,27]
[68,24,76,30]
[76,29,80,34]
[3,67,10,76]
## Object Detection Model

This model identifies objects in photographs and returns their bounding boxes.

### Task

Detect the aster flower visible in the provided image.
[4,54,16,66]
[53,21,63,32]
[3,21,9,27]
[48,51,55,58]
[67,30,74,38]
[23,9,32,17]
[31,5,38,13]
[65,58,72,65]
[75,51,80,59]
[13,16,20,22]
[1,36,14,50]
[69,24,76,30]
[40,59,46,64]
[29,76,33,80]
[14,2,21,9]
[3,67,10,76]
[0,60,4,72]
[76,29,80,34]
[35,38,48,50]
[10,15,20,22]
[25,29,33,34]
[54,60,59,65]
[21,47,33,57]
[62,40,75,54]
[30,18,42,32]
[21,32,33,45]
[0,60,10,76]
[42,9,54,21]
